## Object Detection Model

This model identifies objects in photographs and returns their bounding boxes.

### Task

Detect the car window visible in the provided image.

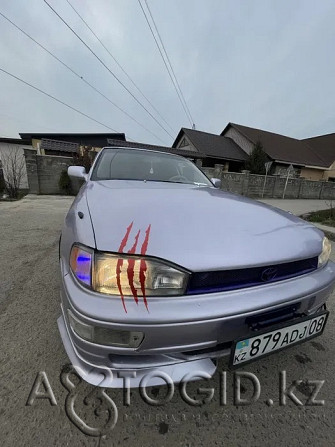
[91,149,212,186]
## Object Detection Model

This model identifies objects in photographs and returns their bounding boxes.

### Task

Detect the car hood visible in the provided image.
[85,180,323,271]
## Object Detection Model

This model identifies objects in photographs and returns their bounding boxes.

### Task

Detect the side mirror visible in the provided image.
[211,178,221,188]
[68,166,87,181]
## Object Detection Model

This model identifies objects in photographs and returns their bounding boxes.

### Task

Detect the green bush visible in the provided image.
[58,170,72,195]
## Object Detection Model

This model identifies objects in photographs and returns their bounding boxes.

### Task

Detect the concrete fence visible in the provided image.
[202,165,335,200]
[24,149,82,194]
[24,150,335,200]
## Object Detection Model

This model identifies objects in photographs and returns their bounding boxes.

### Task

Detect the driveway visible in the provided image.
[1,195,335,446]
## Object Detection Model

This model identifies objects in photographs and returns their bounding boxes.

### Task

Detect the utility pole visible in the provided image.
[262,161,273,198]
[282,164,294,199]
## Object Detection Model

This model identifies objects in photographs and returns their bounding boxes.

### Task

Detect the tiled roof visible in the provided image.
[40,138,79,153]
[20,133,125,147]
[223,123,327,167]
[173,128,248,162]
[303,133,335,167]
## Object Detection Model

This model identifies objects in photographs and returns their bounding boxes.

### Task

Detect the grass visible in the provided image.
[305,208,335,227]
[302,209,335,241]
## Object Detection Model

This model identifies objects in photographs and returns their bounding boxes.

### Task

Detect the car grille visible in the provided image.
[187,257,318,294]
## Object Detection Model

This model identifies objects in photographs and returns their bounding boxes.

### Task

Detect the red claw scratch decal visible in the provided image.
[116,221,133,312]
[139,225,151,311]
[127,229,141,304]
[116,222,151,312]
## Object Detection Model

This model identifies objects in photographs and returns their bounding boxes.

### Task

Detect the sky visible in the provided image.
[0,0,335,146]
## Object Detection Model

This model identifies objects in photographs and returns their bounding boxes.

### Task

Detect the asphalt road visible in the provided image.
[1,195,335,447]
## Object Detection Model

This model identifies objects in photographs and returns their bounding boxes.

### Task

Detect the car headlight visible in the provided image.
[318,237,332,268]
[69,244,189,297]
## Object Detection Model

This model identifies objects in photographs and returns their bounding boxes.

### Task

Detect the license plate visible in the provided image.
[230,310,329,368]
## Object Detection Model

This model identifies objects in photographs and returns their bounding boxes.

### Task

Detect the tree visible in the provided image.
[245,141,268,175]
[1,145,26,198]
[74,145,94,172]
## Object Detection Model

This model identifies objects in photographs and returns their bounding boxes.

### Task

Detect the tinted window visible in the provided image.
[91,149,212,186]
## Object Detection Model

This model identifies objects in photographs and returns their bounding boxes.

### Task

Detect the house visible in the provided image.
[19,132,126,156]
[221,123,330,180]
[303,133,335,181]
[172,128,248,171]
[0,132,127,195]
[172,123,335,180]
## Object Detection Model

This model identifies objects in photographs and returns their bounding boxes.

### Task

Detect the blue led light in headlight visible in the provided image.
[70,245,92,286]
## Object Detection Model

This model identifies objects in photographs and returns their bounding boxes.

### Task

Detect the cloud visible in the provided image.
[0,0,334,144]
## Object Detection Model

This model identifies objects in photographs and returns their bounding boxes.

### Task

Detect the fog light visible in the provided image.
[68,310,93,341]
[94,327,144,348]
[68,310,144,348]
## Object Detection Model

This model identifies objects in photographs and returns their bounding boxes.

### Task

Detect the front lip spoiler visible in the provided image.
[58,315,217,388]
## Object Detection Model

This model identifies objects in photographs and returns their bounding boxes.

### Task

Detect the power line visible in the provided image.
[142,0,194,126]
[138,0,192,126]
[144,0,194,126]
[0,10,165,144]
[0,67,124,134]
[65,0,175,134]
[43,0,174,140]
[138,0,194,127]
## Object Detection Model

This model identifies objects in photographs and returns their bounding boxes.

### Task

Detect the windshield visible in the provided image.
[91,148,212,186]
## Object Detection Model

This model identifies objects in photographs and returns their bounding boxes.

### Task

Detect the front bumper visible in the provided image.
[58,261,335,387]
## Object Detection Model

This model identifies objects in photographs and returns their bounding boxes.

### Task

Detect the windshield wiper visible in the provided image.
[97,178,210,186]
